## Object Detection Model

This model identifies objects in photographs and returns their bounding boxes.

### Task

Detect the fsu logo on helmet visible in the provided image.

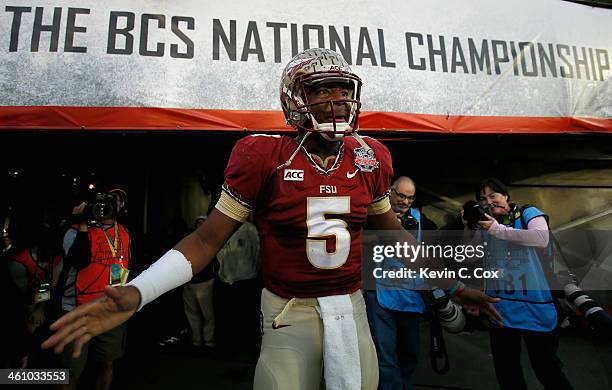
[286,58,316,79]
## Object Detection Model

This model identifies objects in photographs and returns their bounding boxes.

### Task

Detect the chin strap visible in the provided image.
[276,131,312,170]
[351,131,373,155]
[276,129,371,171]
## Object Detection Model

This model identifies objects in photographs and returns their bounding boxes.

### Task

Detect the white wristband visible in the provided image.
[127,249,193,311]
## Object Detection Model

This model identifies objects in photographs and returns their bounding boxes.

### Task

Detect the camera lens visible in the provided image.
[565,284,612,334]
[436,301,466,333]
[401,215,419,231]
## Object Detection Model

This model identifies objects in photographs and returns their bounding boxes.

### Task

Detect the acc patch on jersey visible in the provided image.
[283,169,304,181]
[353,147,379,172]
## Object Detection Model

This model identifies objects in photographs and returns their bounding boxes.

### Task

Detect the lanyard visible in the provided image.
[32,247,51,283]
[102,222,123,261]
[506,204,519,227]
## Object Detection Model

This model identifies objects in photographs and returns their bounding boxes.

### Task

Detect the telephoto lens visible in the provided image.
[430,288,466,333]
[564,284,612,334]
[436,300,466,333]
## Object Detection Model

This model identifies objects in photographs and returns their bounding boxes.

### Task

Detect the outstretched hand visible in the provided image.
[452,287,503,324]
[41,285,140,357]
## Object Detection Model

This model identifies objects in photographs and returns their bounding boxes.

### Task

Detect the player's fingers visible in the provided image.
[49,304,91,331]
[43,315,88,350]
[55,324,89,352]
[52,317,88,354]
[483,303,503,323]
[72,333,93,358]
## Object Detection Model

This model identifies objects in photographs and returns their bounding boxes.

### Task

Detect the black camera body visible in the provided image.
[463,200,492,229]
[89,192,117,222]
[400,213,419,231]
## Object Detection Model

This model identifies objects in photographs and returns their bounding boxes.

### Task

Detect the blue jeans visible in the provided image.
[366,291,421,390]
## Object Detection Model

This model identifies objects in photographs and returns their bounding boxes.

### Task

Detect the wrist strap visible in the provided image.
[447,281,465,297]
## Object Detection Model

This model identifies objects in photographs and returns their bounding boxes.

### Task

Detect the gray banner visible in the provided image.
[1,0,610,117]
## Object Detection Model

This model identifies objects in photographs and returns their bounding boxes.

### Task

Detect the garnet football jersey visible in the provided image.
[221,134,393,298]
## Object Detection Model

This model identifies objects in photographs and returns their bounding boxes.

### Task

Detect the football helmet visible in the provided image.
[280,48,362,137]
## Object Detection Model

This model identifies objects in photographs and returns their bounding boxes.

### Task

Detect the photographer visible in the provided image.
[57,189,131,390]
[366,176,430,390]
[6,221,63,368]
[465,178,573,390]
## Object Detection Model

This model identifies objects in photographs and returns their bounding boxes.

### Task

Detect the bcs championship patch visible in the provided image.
[354,147,379,172]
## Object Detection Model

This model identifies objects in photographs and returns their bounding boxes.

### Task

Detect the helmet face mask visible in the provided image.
[280,49,362,137]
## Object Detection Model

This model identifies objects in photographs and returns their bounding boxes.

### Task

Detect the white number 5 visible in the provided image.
[306,197,351,269]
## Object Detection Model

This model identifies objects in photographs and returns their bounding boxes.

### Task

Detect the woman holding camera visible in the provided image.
[469,178,573,390]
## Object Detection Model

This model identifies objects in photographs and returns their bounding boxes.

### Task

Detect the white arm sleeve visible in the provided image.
[127,249,193,311]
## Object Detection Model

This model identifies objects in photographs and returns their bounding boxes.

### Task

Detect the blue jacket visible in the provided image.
[485,205,557,331]
[376,208,426,313]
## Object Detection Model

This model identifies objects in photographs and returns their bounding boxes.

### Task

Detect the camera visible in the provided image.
[400,213,419,231]
[428,288,466,333]
[90,192,118,222]
[564,283,612,335]
[462,200,492,230]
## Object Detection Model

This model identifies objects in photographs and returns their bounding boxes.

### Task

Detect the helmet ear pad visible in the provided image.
[281,69,310,127]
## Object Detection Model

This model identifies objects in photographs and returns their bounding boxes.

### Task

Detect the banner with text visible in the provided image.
[1,0,611,132]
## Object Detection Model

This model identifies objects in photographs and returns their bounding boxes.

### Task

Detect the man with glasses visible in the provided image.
[391,177,436,232]
[366,176,435,390]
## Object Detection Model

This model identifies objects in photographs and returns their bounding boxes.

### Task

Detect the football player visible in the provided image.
[43,48,500,390]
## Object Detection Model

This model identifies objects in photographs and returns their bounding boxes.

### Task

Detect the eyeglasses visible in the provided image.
[392,188,415,201]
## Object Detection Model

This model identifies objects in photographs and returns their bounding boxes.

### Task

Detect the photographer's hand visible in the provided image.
[72,202,87,215]
[42,285,139,357]
[477,214,496,231]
